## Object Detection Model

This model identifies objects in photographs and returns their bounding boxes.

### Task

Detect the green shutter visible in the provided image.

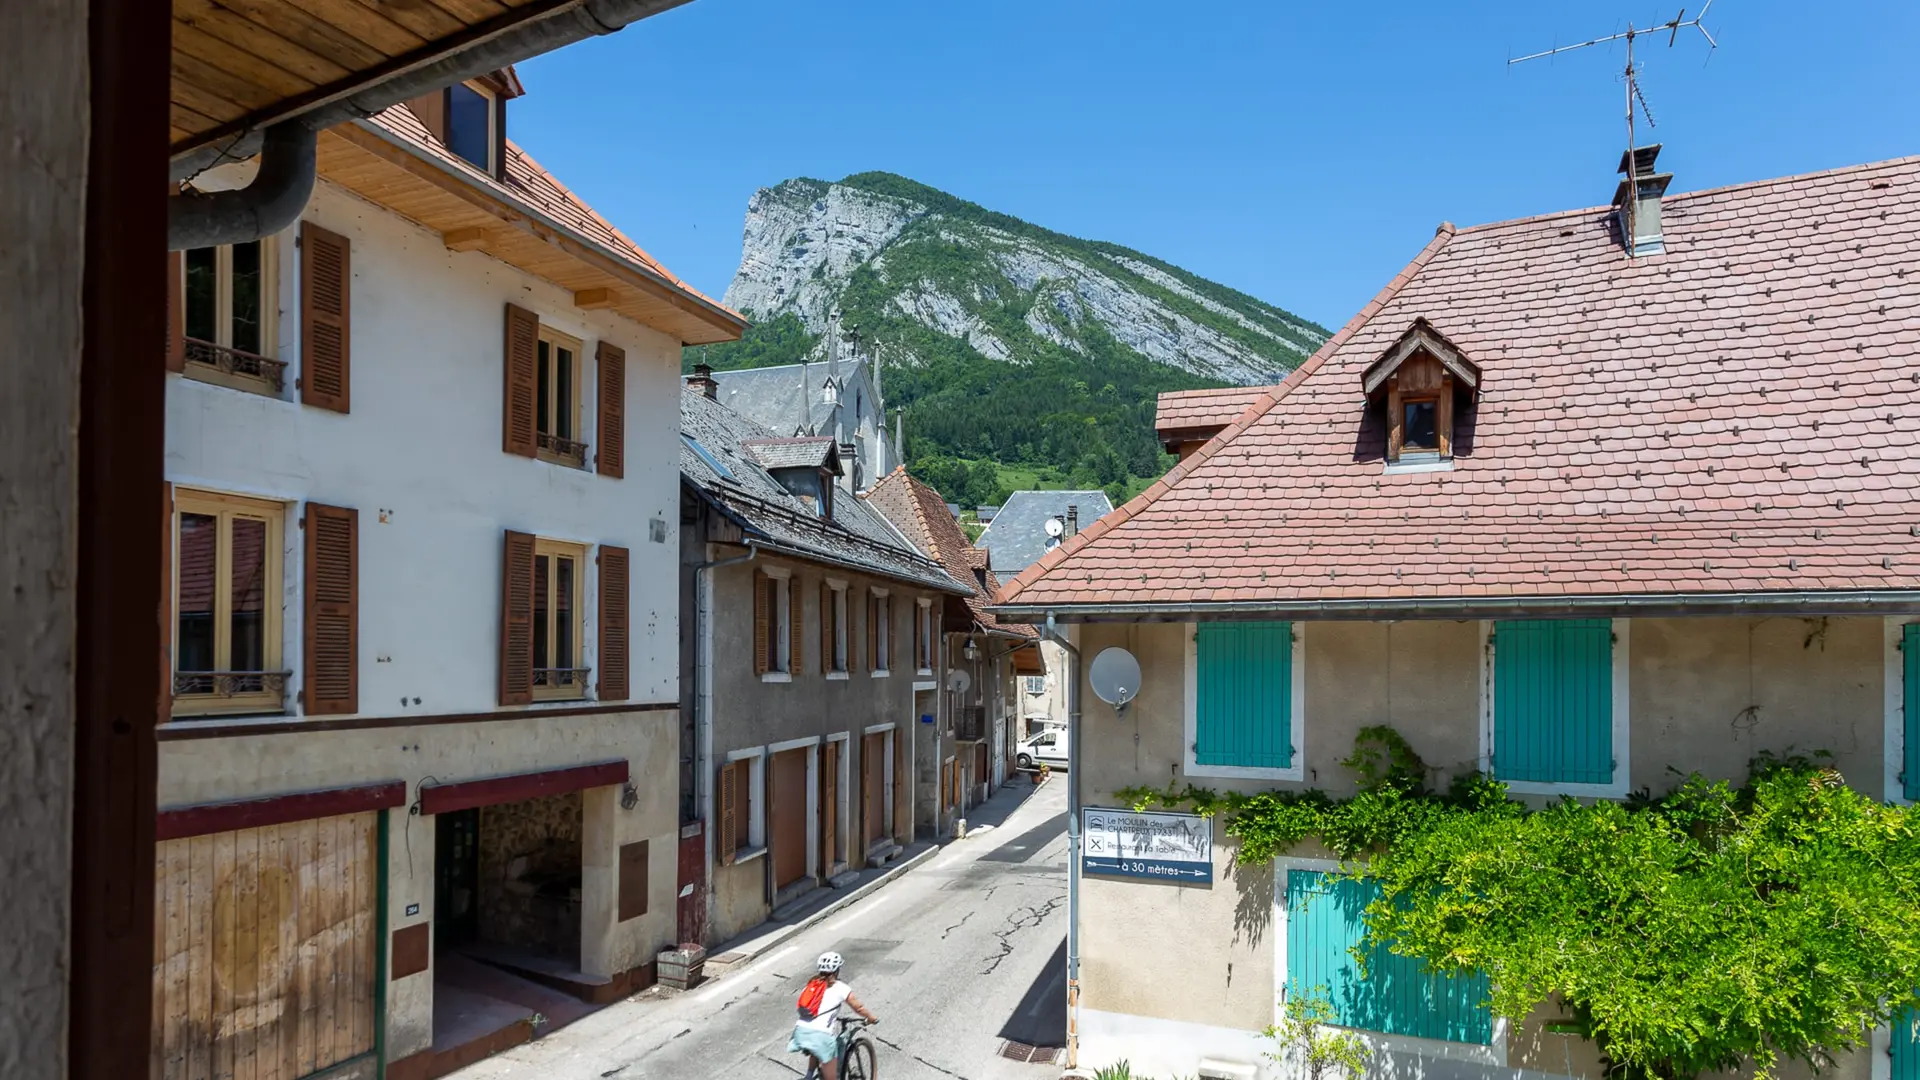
[1195,621,1293,769]
[1895,1008,1920,1080]
[1493,619,1613,785]
[1285,870,1492,1044]
[1905,624,1920,803]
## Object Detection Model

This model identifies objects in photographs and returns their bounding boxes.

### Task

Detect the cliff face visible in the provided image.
[722,173,1327,385]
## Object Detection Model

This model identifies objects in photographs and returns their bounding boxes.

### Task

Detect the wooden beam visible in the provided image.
[156,781,406,841]
[416,759,628,816]
[573,287,616,310]
[442,225,490,252]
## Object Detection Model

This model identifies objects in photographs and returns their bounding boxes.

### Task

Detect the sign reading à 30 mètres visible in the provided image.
[1081,807,1213,884]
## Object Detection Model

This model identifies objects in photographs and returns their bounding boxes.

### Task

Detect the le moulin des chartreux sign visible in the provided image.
[1082,807,1212,884]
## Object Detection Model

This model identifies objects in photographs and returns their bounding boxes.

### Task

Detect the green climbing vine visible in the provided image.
[1115,728,1920,1080]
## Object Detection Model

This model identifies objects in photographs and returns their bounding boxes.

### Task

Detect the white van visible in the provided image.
[1016,728,1069,771]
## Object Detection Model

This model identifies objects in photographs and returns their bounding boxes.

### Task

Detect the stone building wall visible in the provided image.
[479,791,584,962]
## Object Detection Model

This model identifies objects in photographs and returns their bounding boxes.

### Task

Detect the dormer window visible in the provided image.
[1362,318,1480,468]
[447,83,497,173]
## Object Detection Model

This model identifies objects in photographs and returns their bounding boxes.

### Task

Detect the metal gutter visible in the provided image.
[1043,614,1090,1077]
[685,483,971,596]
[168,122,316,250]
[995,588,1920,624]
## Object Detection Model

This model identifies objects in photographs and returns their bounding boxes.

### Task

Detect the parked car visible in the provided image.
[1016,729,1068,771]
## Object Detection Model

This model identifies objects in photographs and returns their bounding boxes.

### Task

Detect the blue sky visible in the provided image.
[512,0,1917,330]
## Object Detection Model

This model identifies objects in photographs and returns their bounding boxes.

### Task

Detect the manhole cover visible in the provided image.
[999,1041,1062,1065]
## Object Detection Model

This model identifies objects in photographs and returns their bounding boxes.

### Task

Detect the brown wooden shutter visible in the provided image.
[166,251,185,373]
[718,763,738,866]
[752,570,770,676]
[819,582,831,675]
[303,502,359,715]
[789,577,804,676]
[160,482,174,720]
[300,221,351,412]
[502,304,539,457]
[820,741,838,870]
[499,530,535,705]
[595,341,625,478]
[598,544,630,701]
[893,729,908,844]
[866,593,878,673]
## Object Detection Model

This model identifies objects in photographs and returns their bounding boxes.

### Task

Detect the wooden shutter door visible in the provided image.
[502,304,539,457]
[820,741,838,870]
[498,530,535,705]
[300,222,351,412]
[304,503,358,715]
[788,577,804,675]
[718,763,737,866]
[595,341,625,478]
[752,571,770,676]
[166,251,185,373]
[598,545,630,701]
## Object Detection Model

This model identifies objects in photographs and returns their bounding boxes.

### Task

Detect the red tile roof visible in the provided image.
[367,104,737,319]
[865,467,1037,638]
[998,156,1920,614]
[1155,387,1267,438]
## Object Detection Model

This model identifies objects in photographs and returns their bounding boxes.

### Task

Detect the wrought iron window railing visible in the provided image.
[538,432,588,465]
[184,337,288,391]
[173,669,292,699]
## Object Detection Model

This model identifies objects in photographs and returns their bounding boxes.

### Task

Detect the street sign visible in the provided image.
[1081,807,1213,884]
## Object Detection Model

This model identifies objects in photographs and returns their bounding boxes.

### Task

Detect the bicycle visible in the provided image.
[801,1015,879,1080]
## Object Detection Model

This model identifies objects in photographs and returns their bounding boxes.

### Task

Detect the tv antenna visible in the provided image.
[1509,5,1719,254]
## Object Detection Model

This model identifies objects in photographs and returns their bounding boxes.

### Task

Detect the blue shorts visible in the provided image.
[789,1025,841,1061]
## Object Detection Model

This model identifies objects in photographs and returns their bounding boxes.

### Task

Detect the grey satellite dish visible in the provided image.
[945,668,971,694]
[1088,647,1142,707]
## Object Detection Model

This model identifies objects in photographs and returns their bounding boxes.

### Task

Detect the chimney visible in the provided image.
[1613,143,1672,257]
[1066,504,1079,535]
[685,363,718,400]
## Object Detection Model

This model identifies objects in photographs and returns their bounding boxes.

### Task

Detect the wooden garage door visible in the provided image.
[152,812,379,1080]
[771,747,809,890]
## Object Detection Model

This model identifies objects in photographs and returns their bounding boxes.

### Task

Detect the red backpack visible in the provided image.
[797,978,828,1021]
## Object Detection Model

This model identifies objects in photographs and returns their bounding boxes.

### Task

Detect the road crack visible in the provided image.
[941,910,975,939]
[979,896,1065,976]
[911,1055,972,1080]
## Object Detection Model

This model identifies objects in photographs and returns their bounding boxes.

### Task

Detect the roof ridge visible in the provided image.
[994,222,1460,608]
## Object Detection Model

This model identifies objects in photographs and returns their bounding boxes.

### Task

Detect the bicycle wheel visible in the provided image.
[841,1036,877,1080]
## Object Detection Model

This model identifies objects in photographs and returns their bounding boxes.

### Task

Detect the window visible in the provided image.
[1402,398,1438,451]
[1490,619,1620,789]
[172,490,286,716]
[760,574,793,675]
[1023,675,1047,696]
[532,538,587,699]
[182,239,283,393]
[1362,320,1479,466]
[916,599,935,674]
[730,759,753,852]
[1285,868,1492,1044]
[683,434,736,482]
[446,82,497,173]
[1190,621,1300,775]
[871,590,891,675]
[826,583,849,675]
[536,325,585,467]
[717,755,766,864]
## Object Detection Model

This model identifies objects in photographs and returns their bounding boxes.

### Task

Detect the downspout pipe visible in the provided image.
[168,121,317,251]
[694,540,758,938]
[167,0,692,216]
[1043,613,1091,1077]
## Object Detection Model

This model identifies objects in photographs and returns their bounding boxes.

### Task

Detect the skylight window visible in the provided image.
[683,434,735,481]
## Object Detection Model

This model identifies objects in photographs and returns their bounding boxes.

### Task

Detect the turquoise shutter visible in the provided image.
[1285,870,1491,1044]
[1493,619,1613,785]
[1895,1008,1920,1080]
[1905,625,1920,802]
[1195,622,1293,769]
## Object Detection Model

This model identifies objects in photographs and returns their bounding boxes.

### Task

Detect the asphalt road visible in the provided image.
[455,776,1070,1080]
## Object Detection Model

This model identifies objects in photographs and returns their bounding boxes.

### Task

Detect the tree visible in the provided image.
[1265,986,1371,1080]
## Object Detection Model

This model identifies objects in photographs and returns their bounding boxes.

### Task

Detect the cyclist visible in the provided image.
[789,951,879,1080]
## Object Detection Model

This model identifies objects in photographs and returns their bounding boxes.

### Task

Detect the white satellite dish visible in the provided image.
[1044,516,1066,538]
[1088,647,1142,707]
[945,668,971,694]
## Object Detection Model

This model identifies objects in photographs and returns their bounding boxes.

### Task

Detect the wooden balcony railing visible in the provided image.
[184,337,288,391]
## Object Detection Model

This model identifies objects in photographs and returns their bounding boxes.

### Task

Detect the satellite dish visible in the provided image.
[1088,647,1142,707]
[1044,517,1066,538]
[945,668,971,694]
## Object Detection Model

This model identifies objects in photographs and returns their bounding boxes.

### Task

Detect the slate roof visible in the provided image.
[976,491,1115,574]
[682,393,970,595]
[367,104,738,323]
[996,156,1920,616]
[864,468,1036,639]
[708,363,858,438]
[744,437,839,472]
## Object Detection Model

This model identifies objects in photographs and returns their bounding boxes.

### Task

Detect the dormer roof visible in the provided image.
[743,436,842,475]
[1361,318,1479,398]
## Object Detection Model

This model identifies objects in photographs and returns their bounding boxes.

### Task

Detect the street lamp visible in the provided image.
[963,637,980,662]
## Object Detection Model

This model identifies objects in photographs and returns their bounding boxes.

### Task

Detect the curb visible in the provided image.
[713,844,942,968]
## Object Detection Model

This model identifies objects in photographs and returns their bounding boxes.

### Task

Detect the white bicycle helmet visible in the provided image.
[817,951,844,974]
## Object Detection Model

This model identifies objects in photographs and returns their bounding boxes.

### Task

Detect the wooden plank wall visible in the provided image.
[152,813,378,1080]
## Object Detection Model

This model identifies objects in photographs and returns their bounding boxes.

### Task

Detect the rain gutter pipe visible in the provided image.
[1043,612,1091,1077]
[168,0,693,244]
[693,541,758,932]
